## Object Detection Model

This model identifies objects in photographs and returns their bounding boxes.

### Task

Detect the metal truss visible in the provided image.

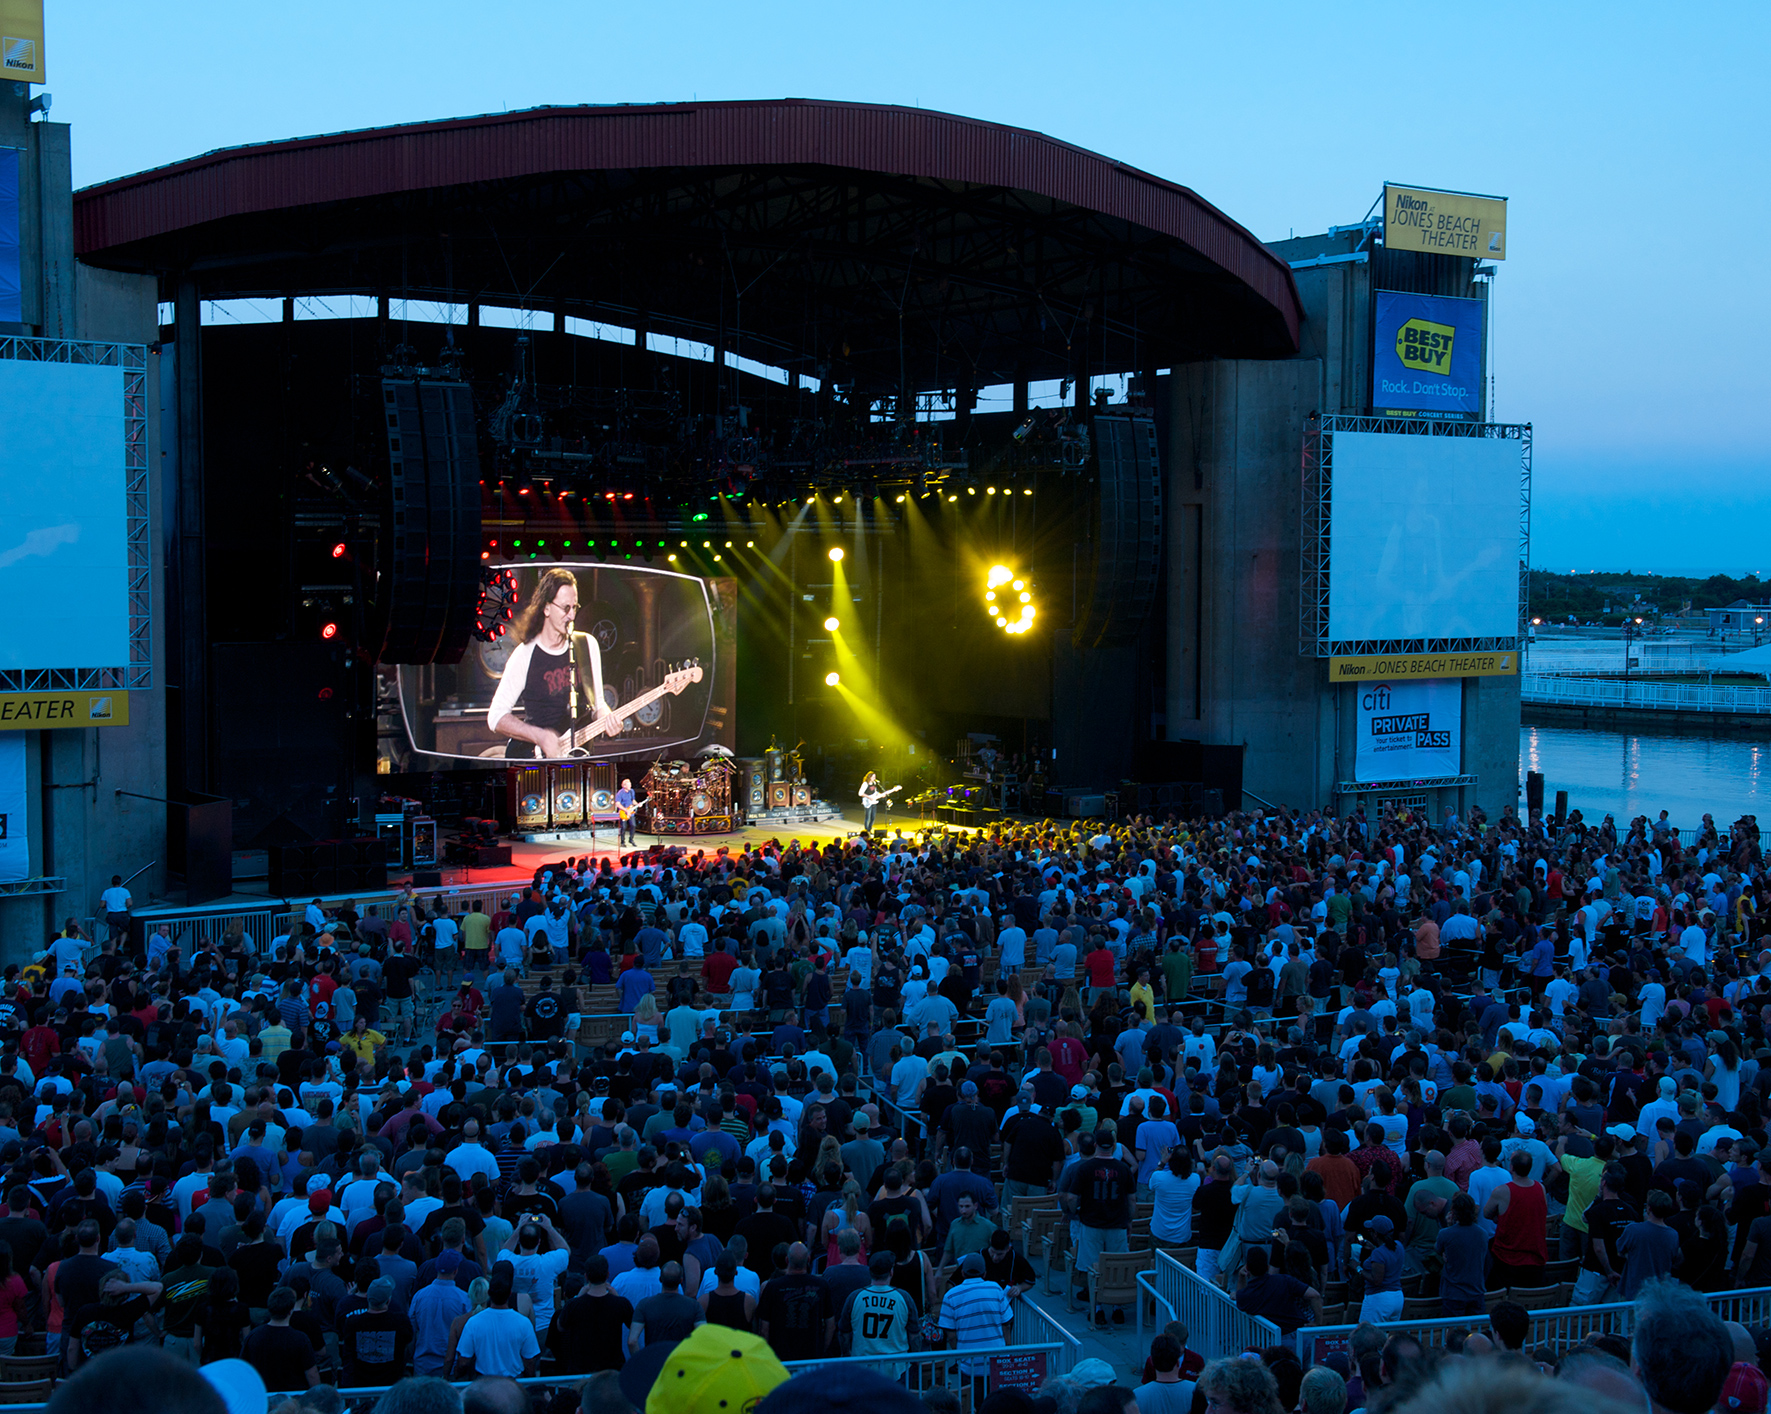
[1301,414,1532,660]
[1335,774,1478,795]
[0,875,66,897]
[0,337,152,692]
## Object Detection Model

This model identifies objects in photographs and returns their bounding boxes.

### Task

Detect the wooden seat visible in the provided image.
[0,1381,50,1405]
[1313,1302,1344,1327]
[1023,1206,1067,1270]
[7,1337,42,1360]
[1089,1249,1156,1313]
[1402,1295,1442,1320]
[1128,1219,1152,1250]
[1543,1257,1580,1285]
[1322,1280,1348,1306]
[0,1357,55,1385]
[1506,1283,1567,1311]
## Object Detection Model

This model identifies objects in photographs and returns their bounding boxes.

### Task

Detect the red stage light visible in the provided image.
[320,622,339,640]
[330,542,347,559]
[622,492,633,501]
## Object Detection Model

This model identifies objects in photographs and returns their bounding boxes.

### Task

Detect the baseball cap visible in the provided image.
[1606,1123,1637,1141]
[200,1360,268,1414]
[436,1250,462,1275]
[1070,1084,1091,1100]
[628,1325,789,1414]
[1369,1215,1394,1235]
[307,1190,332,1214]
[367,1278,396,1305]
[1515,1114,1535,1135]
[757,1368,924,1414]
[959,1253,985,1277]
[1070,1358,1117,1389]
[1723,1362,1769,1414]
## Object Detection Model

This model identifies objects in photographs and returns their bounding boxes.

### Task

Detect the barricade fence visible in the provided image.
[1140,1248,1282,1360]
[1290,1283,1771,1365]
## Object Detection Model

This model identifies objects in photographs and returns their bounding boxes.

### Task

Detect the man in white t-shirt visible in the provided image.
[99,876,132,941]
[507,1219,572,1333]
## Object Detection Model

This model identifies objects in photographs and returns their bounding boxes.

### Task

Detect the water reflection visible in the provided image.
[1520,725,1771,824]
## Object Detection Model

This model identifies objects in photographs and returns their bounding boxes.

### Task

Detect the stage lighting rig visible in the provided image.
[985,564,1038,636]
[472,566,519,642]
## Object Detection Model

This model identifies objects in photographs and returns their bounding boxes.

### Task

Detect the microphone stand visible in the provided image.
[568,631,596,851]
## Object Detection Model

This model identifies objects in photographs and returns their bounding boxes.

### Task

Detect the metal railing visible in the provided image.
[1289,1283,1771,1365]
[1139,1249,1282,1360]
[1521,672,1771,714]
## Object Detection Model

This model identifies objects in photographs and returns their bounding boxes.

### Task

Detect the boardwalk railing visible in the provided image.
[1521,672,1771,714]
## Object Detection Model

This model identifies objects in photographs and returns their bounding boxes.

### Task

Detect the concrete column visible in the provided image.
[1165,359,1330,810]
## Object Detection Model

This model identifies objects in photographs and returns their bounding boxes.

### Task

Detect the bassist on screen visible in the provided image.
[487,568,608,758]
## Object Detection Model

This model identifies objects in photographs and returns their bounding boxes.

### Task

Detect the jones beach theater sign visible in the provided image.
[1383,183,1507,260]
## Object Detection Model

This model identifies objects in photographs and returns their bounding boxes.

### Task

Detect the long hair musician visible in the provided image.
[486,568,609,758]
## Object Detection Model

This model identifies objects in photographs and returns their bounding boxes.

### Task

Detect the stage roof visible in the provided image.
[74,99,1303,391]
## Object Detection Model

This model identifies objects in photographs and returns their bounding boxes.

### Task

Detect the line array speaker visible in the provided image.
[1077,412,1163,648]
[380,377,484,664]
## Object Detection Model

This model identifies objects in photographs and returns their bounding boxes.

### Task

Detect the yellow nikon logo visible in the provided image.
[1396,317,1455,373]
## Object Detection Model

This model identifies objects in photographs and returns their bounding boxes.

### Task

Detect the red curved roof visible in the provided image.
[74,98,1300,346]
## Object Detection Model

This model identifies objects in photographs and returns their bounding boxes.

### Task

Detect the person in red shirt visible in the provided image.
[702,945,738,995]
[1084,940,1118,1004]
[20,1020,59,1075]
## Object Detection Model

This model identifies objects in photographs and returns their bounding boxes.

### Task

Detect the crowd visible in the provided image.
[5,798,1771,1414]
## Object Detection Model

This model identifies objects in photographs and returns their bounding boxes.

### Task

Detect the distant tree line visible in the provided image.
[1527,569,1767,623]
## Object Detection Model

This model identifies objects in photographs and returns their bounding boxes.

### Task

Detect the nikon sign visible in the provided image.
[1372,291,1485,418]
[1384,183,1506,259]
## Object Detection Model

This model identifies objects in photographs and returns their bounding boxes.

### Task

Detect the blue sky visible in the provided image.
[56,2,1770,575]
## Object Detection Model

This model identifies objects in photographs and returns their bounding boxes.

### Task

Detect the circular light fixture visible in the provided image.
[824,616,841,632]
[824,671,841,687]
[828,547,844,562]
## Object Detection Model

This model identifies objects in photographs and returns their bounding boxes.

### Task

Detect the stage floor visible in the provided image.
[148,802,958,913]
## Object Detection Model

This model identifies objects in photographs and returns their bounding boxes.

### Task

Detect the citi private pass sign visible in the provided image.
[1354,679,1462,783]
[1371,291,1486,418]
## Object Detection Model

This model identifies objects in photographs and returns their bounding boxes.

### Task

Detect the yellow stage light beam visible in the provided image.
[825,670,840,686]
[828,546,844,562]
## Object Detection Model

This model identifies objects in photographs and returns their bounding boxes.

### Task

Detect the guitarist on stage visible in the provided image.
[614,778,642,847]
[859,770,884,834]
[487,568,609,759]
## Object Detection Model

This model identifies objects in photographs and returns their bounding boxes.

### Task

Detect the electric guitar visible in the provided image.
[860,784,902,808]
[617,796,649,822]
[485,664,703,759]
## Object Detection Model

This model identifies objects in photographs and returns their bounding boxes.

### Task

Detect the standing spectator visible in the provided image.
[453,1277,539,1379]
[1483,1150,1548,1289]
[1616,1189,1682,1298]
[938,1252,1014,1406]
[756,1243,833,1362]
[241,1287,320,1393]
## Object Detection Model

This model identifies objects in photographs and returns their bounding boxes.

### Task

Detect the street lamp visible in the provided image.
[1757,615,1765,647]
[1623,616,1643,702]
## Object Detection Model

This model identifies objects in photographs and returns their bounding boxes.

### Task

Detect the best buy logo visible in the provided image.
[1396,317,1455,373]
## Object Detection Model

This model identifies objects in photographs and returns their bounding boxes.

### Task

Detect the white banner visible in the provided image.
[1354,678,1462,782]
[0,733,26,881]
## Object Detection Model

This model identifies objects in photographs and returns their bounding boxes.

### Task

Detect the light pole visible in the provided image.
[1623,616,1642,702]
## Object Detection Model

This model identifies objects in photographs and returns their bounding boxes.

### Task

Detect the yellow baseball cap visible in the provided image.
[644,1325,789,1414]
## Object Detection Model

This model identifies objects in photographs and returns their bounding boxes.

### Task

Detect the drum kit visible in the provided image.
[642,755,737,834]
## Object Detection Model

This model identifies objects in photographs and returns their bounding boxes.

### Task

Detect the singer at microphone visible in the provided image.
[487,569,608,759]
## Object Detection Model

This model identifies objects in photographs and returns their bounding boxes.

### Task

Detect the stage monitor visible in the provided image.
[387,562,734,766]
[0,353,133,679]
[1326,430,1520,646]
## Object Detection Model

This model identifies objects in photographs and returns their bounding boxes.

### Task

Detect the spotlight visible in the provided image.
[824,616,840,632]
[320,621,339,640]
[986,487,996,495]
[1024,488,1033,496]
[947,494,958,502]
[824,671,840,687]
[746,541,754,548]
[828,547,844,562]
[330,542,347,559]
[895,494,905,503]
[668,554,677,562]
[987,567,1012,588]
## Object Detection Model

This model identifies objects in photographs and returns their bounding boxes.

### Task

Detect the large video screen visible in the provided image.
[391,563,735,764]
[1327,431,1519,643]
[0,359,128,671]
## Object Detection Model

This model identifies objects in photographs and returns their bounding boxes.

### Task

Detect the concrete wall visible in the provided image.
[0,95,167,962]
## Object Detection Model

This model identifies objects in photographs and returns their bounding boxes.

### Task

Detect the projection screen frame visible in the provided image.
[1301,414,1531,658]
[0,336,151,691]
